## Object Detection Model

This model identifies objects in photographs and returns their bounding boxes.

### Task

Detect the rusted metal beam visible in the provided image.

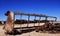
[34,16,36,26]
[20,14,22,28]
[14,12,57,19]
[14,12,47,17]
[27,16,30,27]
[38,17,41,26]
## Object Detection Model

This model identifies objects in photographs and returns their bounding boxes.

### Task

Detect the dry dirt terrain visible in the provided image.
[0,23,60,36]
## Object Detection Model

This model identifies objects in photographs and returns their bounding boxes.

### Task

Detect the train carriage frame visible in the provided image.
[4,11,57,34]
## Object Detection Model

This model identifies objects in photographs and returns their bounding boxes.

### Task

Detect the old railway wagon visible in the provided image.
[3,11,57,34]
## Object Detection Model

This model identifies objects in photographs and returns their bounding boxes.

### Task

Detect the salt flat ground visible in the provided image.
[0,23,60,36]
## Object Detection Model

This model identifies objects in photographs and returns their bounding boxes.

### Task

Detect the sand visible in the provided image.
[0,23,60,36]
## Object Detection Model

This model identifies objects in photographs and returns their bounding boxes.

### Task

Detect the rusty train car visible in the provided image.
[4,11,58,34]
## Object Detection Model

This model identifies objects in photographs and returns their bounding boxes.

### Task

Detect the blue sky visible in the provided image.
[0,0,60,21]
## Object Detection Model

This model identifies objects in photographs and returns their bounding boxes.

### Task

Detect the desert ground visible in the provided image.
[0,23,60,36]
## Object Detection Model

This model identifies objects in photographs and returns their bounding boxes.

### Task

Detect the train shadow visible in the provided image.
[8,27,35,35]
[39,30,60,34]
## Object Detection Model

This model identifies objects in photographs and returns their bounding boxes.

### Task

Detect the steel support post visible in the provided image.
[38,17,41,26]
[34,16,36,27]
[27,16,30,27]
